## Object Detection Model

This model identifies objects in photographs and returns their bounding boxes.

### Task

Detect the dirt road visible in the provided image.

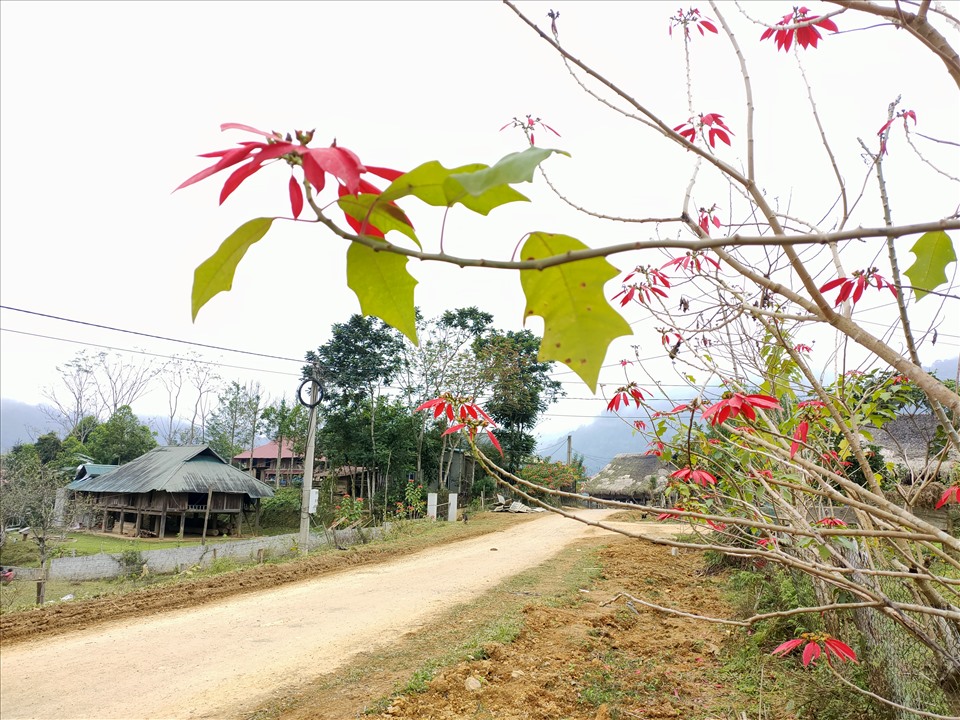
[0,512,676,720]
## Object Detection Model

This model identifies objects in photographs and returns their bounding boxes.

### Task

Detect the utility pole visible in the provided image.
[567,434,572,465]
[298,370,323,556]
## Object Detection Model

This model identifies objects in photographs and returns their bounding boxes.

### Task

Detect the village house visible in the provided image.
[233,439,305,486]
[68,445,274,540]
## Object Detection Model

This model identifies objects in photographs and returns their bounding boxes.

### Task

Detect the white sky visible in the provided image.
[1,1,958,441]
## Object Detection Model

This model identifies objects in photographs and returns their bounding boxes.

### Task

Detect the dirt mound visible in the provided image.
[379,539,734,720]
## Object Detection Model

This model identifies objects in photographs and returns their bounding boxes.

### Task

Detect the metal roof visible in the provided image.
[73,463,120,482]
[67,445,275,498]
[233,439,298,461]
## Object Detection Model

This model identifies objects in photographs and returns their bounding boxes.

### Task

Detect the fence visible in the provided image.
[8,525,388,582]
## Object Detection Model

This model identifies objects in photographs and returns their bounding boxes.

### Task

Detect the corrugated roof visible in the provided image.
[73,463,120,482]
[233,439,299,461]
[581,454,672,497]
[67,445,274,498]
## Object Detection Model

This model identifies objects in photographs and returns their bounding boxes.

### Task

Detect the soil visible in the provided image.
[0,511,761,720]
[374,539,740,720]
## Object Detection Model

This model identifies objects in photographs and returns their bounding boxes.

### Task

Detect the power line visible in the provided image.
[0,328,301,378]
[0,305,304,363]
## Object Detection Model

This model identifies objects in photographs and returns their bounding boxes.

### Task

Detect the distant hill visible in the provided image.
[537,415,646,476]
[538,355,960,477]
[0,398,58,452]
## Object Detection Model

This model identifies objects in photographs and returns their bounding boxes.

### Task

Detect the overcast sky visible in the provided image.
[1,1,958,441]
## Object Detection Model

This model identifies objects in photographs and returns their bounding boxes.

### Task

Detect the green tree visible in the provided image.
[206,381,259,463]
[0,453,87,603]
[34,432,62,465]
[85,406,157,465]
[474,330,562,472]
[399,307,493,483]
[307,314,406,489]
[261,397,307,486]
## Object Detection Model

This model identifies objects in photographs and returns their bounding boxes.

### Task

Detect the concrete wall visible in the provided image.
[11,526,388,582]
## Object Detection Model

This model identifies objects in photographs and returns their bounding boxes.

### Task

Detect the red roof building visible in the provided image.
[233,440,304,487]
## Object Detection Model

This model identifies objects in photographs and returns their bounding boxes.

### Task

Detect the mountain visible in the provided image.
[0,398,58,452]
[538,355,960,477]
[537,416,646,476]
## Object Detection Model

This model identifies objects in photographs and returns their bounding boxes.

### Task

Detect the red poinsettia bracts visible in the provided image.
[699,206,722,235]
[936,486,960,510]
[614,267,671,306]
[790,420,809,459]
[176,123,406,232]
[662,251,721,274]
[671,467,717,487]
[815,517,848,528]
[760,7,839,52]
[415,395,503,456]
[877,109,917,155]
[794,343,813,354]
[702,393,781,426]
[819,269,898,307]
[646,441,666,457]
[674,113,733,148]
[607,382,648,412]
[500,114,561,146]
[773,634,858,666]
[668,7,718,39]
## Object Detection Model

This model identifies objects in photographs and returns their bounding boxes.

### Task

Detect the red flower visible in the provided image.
[669,7,718,38]
[662,251,721,274]
[772,635,858,666]
[877,109,917,155]
[819,269,898,307]
[706,520,727,531]
[607,383,648,412]
[815,516,847,528]
[760,7,839,52]
[177,123,406,232]
[794,343,813,354]
[633,420,647,431]
[674,114,733,148]
[500,114,561,147]
[797,399,826,409]
[612,282,668,306]
[646,441,666,457]
[936,486,960,510]
[661,332,683,347]
[698,207,722,235]
[790,420,809,459]
[702,393,781,426]
[671,467,717,487]
[416,395,502,455]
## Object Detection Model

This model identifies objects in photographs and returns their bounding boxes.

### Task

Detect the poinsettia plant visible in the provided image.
[177,3,960,714]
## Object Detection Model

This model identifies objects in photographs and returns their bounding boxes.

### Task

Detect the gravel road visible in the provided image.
[0,511,672,720]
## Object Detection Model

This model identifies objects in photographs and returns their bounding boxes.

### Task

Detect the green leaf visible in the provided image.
[904,231,956,301]
[346,241,419,345]
[337,194,421,248]
[378,148,566,217]
[450,146,568,196]
[519,232,632,391]
[380,160,529,215]
[192,217,275,321]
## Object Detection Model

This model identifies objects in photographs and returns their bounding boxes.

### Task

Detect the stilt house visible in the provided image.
[67,445,274,539]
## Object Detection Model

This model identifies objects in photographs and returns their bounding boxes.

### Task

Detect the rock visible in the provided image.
[510,669,525,678]
[464,676,482,692]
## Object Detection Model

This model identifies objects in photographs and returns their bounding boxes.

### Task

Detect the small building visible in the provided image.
[233,439,305,486]
[581,454,674,506]
[67,445,274,539]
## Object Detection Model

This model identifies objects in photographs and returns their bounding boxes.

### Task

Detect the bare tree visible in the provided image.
[91,351,161,417]
[41,350,103,441]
